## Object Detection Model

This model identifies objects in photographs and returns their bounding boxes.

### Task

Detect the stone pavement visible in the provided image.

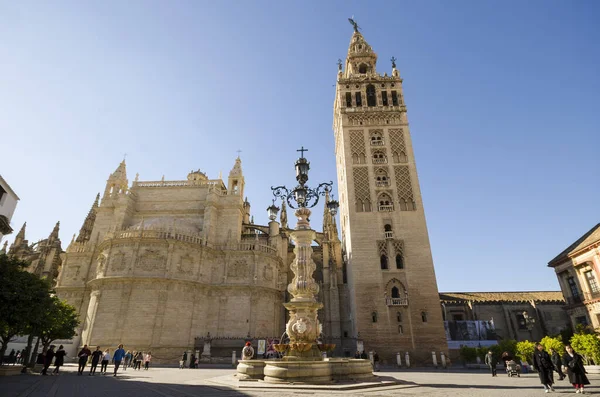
[1,364,599,397]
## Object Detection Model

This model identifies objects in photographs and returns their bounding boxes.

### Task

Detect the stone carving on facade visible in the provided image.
[110,252,128,272]
[262,264,274,281]
[138,249,166,272]
[177,254,194,274]
[227,260,248,278]
[96,255,106,277]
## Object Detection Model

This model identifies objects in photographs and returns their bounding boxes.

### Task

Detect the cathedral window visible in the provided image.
[397,311,403,322]
[372,311,378,323]
[391,91,399,106]
[391,286,400,298]
[346,92,352,107]
[421,311,428,323]
[366,84,377,106]
[370,131,384,146]
[355,92,362,107]
[380,255,388,270]
[396,254,404,269]
[378,193,393,212]
[375,169,389,187]
[359,63,368,74]
[372,151,386,164]
[384,224,393,239]
[382,91,388,106]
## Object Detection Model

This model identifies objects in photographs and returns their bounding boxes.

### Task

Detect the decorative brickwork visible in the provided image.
[393,165,416,211]
[352,167,371,212]
[389,129,407,163]
[349,130,366,164]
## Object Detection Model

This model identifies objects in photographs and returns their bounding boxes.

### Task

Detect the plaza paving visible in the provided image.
[1,364,599,396]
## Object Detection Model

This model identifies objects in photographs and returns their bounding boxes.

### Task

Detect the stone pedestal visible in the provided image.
[201,341,211,362]
[237,360,266,380]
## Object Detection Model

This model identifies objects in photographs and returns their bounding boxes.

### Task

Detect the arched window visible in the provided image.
[345,92,352,107]
[397,312,403,322]
[366,84,376,107]
[355,199,363,213]
[421,311,428,323]
[382,91,389,106]
[372,151,386,164]
[359,63,368,74]
[398,324,404,334]
[378,193,393,212]
[399,199,408,211]
[372,311,378,323]
[380,255,388,270]
[375,169,389,186]
[370,132,383,146]
[384,224,392,232]
[364,199,372,212]
[396,254,404,269]
[355,92,362,107]
[391,286,400,298]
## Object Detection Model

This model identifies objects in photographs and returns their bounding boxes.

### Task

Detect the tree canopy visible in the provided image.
[39,296,80,350]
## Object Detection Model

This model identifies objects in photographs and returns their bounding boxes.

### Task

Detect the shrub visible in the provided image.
[459,346,477,363]
[540,336,564,355]
[571,333,600,365]
[516,340,536,363]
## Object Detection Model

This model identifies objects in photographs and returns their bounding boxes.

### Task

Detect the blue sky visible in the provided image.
[1,1,598,292]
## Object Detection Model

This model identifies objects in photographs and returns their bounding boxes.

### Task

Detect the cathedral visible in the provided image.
[7,28,447,365]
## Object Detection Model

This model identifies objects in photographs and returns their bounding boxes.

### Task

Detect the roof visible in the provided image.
[0,174,20,200]
[439,291,565,304]
[548,223,600,267]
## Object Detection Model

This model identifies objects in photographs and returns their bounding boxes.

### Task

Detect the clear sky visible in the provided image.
[1,1,598,292]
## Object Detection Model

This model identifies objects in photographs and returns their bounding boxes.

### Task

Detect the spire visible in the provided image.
[323,191,331,231]
[15,222,26,239]
[229,156,243,177]
[228,156,245,197]
[76,193,100,243]
[49,221,60,242]
[103,160,129,198]
[112,160,127,179]
[8,222,26,255]
[343,23,378,78]
[280,200,288,229]
[1,240,7,254]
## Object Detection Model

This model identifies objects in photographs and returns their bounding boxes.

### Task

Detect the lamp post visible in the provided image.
[523,311,536,340]
[270,147,338,360]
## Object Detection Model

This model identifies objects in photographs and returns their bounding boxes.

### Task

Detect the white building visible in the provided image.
[0,175,19,243]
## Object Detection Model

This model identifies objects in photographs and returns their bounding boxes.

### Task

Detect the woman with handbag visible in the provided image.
[562,345,590,394]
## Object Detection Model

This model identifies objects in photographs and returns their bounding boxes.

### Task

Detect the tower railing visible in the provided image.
[386,297,409,306]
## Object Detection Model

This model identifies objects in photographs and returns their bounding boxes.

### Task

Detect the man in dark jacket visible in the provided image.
[532,343,555,392]
[41,346,55,375]
[548,347,565,380]
[77,344,92,375]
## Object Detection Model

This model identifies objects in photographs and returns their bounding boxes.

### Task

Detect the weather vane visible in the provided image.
[348,17,360,33]
[390,56,397,69]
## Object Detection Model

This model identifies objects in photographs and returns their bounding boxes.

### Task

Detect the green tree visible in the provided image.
[516,340,536,363]
[459,346,477,363]
[570,333,600,365]
[540,335,564,354]
[0,254,52,362]
[38,296,80,351]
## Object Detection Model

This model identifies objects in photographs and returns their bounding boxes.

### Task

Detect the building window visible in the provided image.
[391,286,400,298]
[380,255,388,270]
[378,193,393,212]
[372,151,386,164]
[421,311,428,323]
[382,91,388,106]
[366,84,376,107]
[567,277,581,301]
[355,92,362,107]
[370,132,384,146]
[398,324,403,334]
[345,92,352,107]
[452,313,464,321]
[585,270,600,293]
[391,91,399,106]
[576,316,589,326]
[516,313,527,330]
[359,63,368,74]
[375,170,389,187]
[396,254,404,269]
[397,312,402,322]
[372,311,378,323]
[343,331,348,338]
[384,224,393,239]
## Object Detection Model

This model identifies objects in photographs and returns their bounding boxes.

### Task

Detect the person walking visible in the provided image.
[562,344,590,394]
[144,351,152,370]
[485,350,498,377]
[124,351,133,370]
[180,351,188,369]
[100,349,111,374]
[52,345,66,375]
[190,353,196,369]
[113,344,126,376]
[373,351,380,372]
[549,347,565,381]
[8,350,15,365]
[16,350,22,364]
[77,344,92,375]
[134,351,143,370]
[89,346,103,375]
[532,343,555,393]
[41,345,56,376]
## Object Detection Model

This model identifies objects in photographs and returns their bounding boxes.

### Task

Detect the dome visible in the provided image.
[187,169,208,182]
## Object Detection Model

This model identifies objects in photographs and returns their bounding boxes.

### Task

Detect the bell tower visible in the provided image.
[333,22,447,363]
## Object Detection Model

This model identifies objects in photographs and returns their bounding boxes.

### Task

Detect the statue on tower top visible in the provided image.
[348,17,360,33]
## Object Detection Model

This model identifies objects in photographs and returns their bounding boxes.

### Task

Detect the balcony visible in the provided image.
[372,158,387,164]
[386,297,408,306]
[375,181,389,187]
[371,140,384,146]
[378,205,394,212]
[584,291,600,301]
[384,231,393,239]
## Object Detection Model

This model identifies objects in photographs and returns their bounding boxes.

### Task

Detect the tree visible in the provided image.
[38,296,80,351]
[570,332,600,365]
[516,340,536,363]
[0,254,52,363]
[540,335,564,354]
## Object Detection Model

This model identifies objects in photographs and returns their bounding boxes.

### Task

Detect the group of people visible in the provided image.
[486,344,590,394]
[4,349,25,365]
[179,351,199,369]
[76,345,152,376]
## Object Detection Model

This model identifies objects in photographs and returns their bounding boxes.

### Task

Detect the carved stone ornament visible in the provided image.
[110,252,128,272]
[138,249,165,272]
[96,255,106,277]
[227,260,248,278]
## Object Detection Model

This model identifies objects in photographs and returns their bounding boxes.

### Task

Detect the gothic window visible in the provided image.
[370,131,384,146]
[345,92,352,107]
[366,84,377,107]
[359,63,368,74]
[421,311,428,323]
[375,169,389,187]
[391,91,399,106]
[364,199,372,212]
[398,324,404,334]
[397,311,403,322]
[396,254,404,269]
[355,92,362,107]
[372,151,386,164]
[378,193,393,212]
[391,286,400,298]
[380,255,388,270]
[372,311,378,323]
[381,91,388,106]
[355,199,363,213]
[384,223,393,238]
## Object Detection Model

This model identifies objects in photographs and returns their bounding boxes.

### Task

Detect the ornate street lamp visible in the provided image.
[522,311,536,331]
[266,200,280,221]
[270,147,338,360]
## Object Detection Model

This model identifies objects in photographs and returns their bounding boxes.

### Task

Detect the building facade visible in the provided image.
[440,291,569,350]
[332,29,447,363]
[0,175,19,243]
[548,223,600,329]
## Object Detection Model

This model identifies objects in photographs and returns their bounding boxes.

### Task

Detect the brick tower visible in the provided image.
[333,24,447,364]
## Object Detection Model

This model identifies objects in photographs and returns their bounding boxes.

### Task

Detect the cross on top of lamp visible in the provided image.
[270,147,338,228]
